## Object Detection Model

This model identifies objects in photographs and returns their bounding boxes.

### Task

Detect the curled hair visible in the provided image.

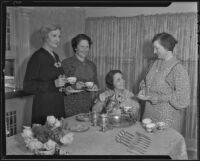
[71,34,92,52]
[152,32,178,52]
[105,70,122,90]
[40,24,61,41]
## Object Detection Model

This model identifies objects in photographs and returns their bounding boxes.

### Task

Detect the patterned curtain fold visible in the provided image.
[85,12,198,155]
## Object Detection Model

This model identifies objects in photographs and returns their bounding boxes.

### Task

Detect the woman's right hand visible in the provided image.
[148,95,159,104]
[99,93,106,102]
[76,81,85,89]
[139,80,146,90]
[138,89,146,96]
[137,89,150,100]
[54,76,66,87]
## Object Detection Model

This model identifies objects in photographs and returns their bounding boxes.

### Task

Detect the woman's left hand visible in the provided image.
[76,81,85,89]
[92,84,98,90]
[148,95,159,104]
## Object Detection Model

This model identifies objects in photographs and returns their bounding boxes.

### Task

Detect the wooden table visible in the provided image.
[6,115,188,159]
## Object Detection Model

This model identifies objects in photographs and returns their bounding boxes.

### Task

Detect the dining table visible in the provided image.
[6,114,188,160]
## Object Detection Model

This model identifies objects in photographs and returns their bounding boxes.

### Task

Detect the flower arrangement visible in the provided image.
[21,116,73,155]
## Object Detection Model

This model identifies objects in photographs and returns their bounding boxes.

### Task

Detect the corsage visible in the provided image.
[54,61,62,68]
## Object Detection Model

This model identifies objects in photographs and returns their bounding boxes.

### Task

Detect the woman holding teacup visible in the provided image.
[23,24,66,124]
[137,32,190,132]
[62,34,98,117]
[92,70,140,119]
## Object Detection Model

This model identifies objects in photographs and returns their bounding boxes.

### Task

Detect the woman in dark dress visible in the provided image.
[62,34,99,117]
[23,24,66,124]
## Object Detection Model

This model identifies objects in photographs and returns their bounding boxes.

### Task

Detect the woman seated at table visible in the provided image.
[92,70,140,117]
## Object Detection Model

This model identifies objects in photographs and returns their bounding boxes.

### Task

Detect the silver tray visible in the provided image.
[97,114,135,128]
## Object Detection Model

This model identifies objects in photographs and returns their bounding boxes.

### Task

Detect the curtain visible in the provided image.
[10,7,33,90]
[85,12,198,156]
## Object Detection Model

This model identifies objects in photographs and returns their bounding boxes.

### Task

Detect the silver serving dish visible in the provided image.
[108,114,135,127]
[97,113,135,128]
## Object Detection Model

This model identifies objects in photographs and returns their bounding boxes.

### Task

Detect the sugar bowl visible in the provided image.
[145,123,156,133]
[156,122,166,130]
[142,118,152,128]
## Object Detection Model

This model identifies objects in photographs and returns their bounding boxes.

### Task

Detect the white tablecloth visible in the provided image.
[6,115,188,159]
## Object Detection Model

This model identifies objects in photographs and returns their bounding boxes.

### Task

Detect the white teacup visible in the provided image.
[156,122,166,130]
[123,106,132,113]
[85,82,94,88]
[67,77,77,84]
[146,123,156,132]
[142,118,152,127]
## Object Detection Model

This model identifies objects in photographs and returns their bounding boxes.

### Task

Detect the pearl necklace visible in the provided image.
[42,46,56,60]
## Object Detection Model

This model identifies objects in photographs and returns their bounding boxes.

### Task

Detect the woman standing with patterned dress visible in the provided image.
[138,32,190,132]
[62,34,98,117]
[23,24,66,124]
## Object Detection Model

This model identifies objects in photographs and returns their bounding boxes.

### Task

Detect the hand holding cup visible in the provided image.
[85,82,94,89]
[137,89,151,100]
[76,81,85,89]
[66,77,77,84]
[55,75,67,87]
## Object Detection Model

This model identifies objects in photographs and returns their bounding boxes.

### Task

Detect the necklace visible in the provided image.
[47,50,56,59]
[43,46,56,61]
[155,60,163,72]
[156,55,173,72]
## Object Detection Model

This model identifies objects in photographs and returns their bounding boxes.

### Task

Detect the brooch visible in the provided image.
[54,62,62,68]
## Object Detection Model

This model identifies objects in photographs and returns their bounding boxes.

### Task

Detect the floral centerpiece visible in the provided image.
[104,94,121,115]
[21,116,73,155]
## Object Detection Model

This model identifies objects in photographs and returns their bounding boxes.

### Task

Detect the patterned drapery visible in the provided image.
[85,12,198,156]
